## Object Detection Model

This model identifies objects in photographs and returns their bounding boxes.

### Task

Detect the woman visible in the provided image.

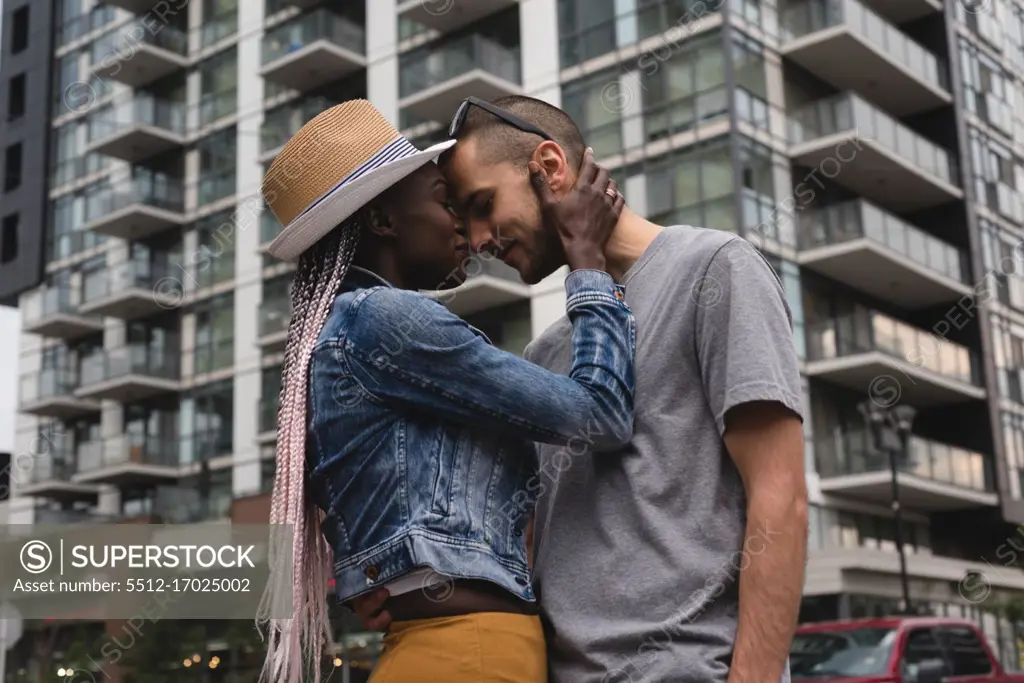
[256,99,634,683]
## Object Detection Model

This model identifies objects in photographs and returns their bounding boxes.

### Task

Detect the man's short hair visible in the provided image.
[446,95,587,172]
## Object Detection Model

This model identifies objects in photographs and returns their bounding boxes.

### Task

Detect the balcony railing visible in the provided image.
[781,0,947,91]
[20,367,82,406]
[261,10,367,65]
[90,18,188,61]
[259,396,278,434]
[146,484,234,523]
[198,169,236,206]
[79,343,181,386]
[798,200,969,283]
[87,93,187,142]
[816,430,994,492]
[806,307,979,385]
[76,433,179,473]
[198,88,236,127]
[193,339,235,375]
[25,455,79,485]
[23,286,89,325]
[261,97,338,154]
[789,92,958,187]
[400,34,521,97]
[259,298,291,338]
[82,260,171,304]
[85,172,185,222]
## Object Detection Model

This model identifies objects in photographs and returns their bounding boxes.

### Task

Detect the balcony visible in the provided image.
[21,286,103,340]
[260,96,338,163]
[797,201,971,309]
[85,95,187,164]
[781,0,950,116]
[76,344,181,402]
[17,453,99,505]
[90,20,189,88]
[80,261,182,320]
[261,10,367,91]
[806,307,985,406]
[259,299,291,351]
[397,0,519,31]
[789,93,962,212]
[425,256,531,316]
[399,35,522,123]
[19,368,100,419]
[815,430,998,511]
[857,0,942,23]
[73,434,179,487]
[84,172,187,241]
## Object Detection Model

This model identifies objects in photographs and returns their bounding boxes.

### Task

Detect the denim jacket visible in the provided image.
[307,266,636,603]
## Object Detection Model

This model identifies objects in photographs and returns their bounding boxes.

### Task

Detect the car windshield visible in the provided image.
[790,628,897,678]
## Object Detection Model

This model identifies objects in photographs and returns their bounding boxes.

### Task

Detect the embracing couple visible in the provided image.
[256,95,808,683]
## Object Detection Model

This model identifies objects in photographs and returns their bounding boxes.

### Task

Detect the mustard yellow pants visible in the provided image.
[368,612,547,683]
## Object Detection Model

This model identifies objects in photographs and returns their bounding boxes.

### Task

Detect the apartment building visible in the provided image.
[2,0,1024,677]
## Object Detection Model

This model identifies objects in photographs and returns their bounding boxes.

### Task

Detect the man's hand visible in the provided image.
[528,147,624,273]
[347,588,392,632]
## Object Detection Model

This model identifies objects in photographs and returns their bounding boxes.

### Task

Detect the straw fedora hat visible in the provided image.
[263,99,456,262]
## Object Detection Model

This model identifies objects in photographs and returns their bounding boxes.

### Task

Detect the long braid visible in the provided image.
[258,218,361,683]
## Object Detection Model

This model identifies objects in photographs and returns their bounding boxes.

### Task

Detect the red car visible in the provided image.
[790,616,1024,683]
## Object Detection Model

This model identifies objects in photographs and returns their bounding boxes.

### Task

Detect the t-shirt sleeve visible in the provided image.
[693,238,805,436]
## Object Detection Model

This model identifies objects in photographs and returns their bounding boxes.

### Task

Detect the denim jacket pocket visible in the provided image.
[429,427,465,517]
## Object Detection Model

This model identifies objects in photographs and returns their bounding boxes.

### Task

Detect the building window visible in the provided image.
[8,73,25,121]
[562,67,624,159]
[194,292,234,374]
[197,126,237,206]
[643,136,736,232]
[10,6,28,55]
[195,209,236,288]
[4,143,22,192]
[1,213,17,263]
[1002,412,1024,499]
[189,378,234,458]
[201,0,238,47]
[198,48,237,126]
[968,127,1024,224]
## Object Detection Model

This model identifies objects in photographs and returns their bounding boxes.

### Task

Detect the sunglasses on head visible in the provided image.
[448,96,554,142]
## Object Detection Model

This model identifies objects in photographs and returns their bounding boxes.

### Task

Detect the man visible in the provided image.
[357,95,808,683]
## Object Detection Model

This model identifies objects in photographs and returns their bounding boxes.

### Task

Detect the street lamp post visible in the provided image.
[858,401,917,615]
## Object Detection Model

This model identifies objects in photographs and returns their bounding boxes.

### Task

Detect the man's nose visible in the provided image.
[467,219,496,254]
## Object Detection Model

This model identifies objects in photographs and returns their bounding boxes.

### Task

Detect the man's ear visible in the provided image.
[531,141,571,197]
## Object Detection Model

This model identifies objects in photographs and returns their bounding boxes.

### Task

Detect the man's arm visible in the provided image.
[723,401,808,683]
[692,237,808,683]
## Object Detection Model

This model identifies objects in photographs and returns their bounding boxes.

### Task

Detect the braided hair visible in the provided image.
[257,217,361,683]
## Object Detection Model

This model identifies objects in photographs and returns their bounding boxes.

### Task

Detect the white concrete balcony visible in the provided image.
[261,10,367,92]
[781,0,951,116]
[72,434,180,487]
[17,450,100,505]
[19,368,100,419]
[85,94,187,163]
[76,344,181,402]
[397,0,520,31]
[21,286,103,340]
[797,200,971,309]
[83,172,187,241]
[399,34,522,123]
[79,260,182,320]
[425,257,531,316]
[805,307,985,407]
[90,20,189,88]
[789,93,963,212]
[814,430,998,511]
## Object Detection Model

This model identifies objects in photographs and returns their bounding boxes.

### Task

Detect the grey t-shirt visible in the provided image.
[525,226,804,683]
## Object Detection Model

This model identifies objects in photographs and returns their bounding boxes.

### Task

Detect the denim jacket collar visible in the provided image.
[345,265,394,291]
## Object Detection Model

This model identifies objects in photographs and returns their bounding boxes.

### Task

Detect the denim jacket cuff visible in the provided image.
[564,269,629,314]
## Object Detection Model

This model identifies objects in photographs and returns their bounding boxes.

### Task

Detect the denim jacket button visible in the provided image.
[364,565,379,581]
[614,289,625,301]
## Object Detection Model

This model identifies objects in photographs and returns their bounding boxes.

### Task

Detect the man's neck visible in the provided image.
[603,208,664,282]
